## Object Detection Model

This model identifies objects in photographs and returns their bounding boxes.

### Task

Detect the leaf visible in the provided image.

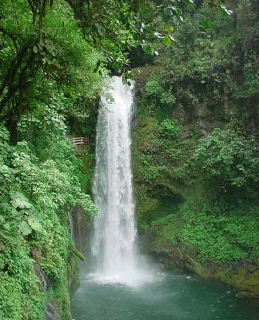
[163,36,172,47]
[166,25,174,33]
[0,241,6,251]
[10,192,32,209]
[220,5,233,16]
[33,45,38,54]
[28,214,42,232]
[3,223,10,230]
[203,20,214,30]
[19,221,32,236]
[169,34,177,42]
[144,46,153,55]
[154,31,163,39]
[185,0,195,8]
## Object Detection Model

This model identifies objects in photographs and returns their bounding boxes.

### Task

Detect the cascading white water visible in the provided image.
[90,76,153,287]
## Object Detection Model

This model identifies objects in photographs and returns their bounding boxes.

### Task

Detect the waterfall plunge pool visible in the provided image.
[72,270,258,320]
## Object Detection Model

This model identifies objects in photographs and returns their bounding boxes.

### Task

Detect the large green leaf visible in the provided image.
[19,221,32,236]
[27,214,42,232]
[10,192,32,210]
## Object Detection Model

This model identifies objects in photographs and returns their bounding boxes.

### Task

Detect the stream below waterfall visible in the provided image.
[72,269,258,320]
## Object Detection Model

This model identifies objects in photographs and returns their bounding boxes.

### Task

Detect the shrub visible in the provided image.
[160,119,181,138]
[145,79,164,97]
[194,128,259,203]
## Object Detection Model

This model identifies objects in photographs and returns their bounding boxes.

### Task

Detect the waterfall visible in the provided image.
[90,76,152,287]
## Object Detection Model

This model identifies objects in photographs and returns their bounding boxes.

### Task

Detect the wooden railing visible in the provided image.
[67,136,89,146]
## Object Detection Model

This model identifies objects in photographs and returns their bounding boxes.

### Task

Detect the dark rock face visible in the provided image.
[34,264,61,320]
[71,205,89,255]
[34,264,51,291]
[46,302,60,320]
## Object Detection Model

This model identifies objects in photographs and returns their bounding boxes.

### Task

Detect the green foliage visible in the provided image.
[134,0,259,200]
[145,79,176,108]
[0,14,100,304]
[0,1,107,317]
[180,205,259,262]
[0,242,46,320]
[145,79,164,97]
[133,110,189,190]
[160,119,181,138]
[0,0,105,127]
[0,274,23,320]
[194,128,259,204]
[133,0,259,276]
[152,201,259,263]
[0,119,95,319]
